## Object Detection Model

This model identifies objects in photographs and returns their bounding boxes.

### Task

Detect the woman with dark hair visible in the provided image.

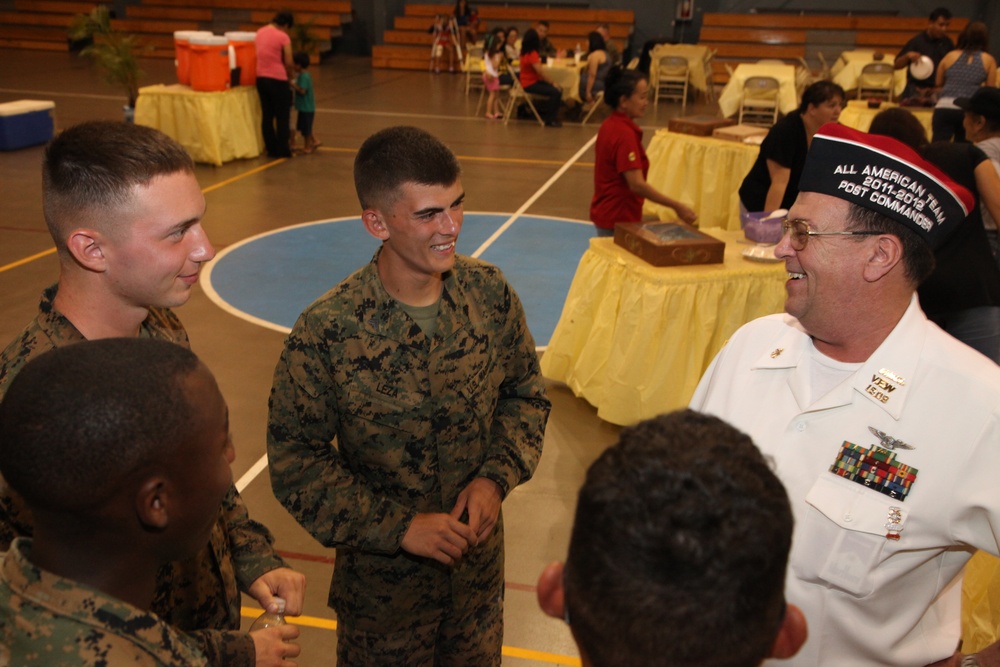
[579,31,610,105]
[932,21,997,142]
[870,106,1000,362]
[518,28,563,127]
[738,80,845,213]
[589,67,697,236]
[255,11,294,158]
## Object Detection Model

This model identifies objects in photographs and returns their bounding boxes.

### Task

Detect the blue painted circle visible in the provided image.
[204,213,595,346]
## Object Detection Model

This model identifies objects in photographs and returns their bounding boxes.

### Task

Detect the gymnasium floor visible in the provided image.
[0,49,711,666]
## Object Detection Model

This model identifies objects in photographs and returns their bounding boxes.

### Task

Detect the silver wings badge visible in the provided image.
[869,426,915,451]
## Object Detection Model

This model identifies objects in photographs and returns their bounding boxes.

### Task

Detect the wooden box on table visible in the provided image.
[667,115,736,136]
[614,222,725,266]
[712,123,769,143]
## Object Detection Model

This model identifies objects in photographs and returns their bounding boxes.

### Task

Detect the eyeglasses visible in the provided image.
[781,218,880,250]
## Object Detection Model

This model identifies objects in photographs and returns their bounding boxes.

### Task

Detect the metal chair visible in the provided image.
[738,76,780,127]
[464,45,485,96]
[653,55,689,112]
[702,48,718,103]
[857,62,894,101]
[502,76,545,126]
[580,90,605,125]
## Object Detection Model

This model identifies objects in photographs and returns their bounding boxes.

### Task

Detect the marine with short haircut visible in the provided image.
[0,339,238,665]
[537,409,806,667]
[0,120,303,667]
[268,125,550,665]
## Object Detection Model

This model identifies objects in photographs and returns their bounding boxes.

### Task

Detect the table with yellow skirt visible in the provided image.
[838,99,934,137]
[643,129,759,230]
[539,229,786,426]
[134,84,264,166]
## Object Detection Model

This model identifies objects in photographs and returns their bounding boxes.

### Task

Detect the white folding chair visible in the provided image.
[503,77,545,126]
[464,45,485,96]
[653,55,689,112]
[857,62,894,101]
[738,76,780,127]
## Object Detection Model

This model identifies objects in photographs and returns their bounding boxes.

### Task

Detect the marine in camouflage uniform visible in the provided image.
[0,285,287,667]
[268,251,550,665]
[0,537,209,666]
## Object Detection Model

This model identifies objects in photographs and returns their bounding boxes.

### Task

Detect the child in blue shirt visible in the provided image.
[290,51,319,153]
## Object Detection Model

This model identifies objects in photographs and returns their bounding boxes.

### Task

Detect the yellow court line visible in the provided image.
[0,161,288,273]
[200,158,288,194]
[317,145,592,169]
[239,608,581,665]
[0,247,56,274]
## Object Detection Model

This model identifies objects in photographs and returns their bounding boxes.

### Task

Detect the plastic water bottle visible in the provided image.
[249,597,286,631]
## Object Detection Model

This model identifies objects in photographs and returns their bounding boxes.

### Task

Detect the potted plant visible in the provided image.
[290,17,322,62]
[69,6,148,120]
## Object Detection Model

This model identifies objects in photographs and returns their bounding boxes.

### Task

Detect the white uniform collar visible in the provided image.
[749,295,926,419]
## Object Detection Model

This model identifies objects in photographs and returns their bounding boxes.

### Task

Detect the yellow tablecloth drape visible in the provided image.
[717,63,800,118]
[643,129,759,231]
[649,43,711,93]
[963,552,1000,653]
[542,60,582,104]
[135,84,264,166]
[540,229,786,426]
[838,100,933,137]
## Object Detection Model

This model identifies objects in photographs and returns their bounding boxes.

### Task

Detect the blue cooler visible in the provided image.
[0,100,55,150]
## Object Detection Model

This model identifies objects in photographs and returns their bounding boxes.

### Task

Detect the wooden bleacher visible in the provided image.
[373,3,634,71]
[700,13,968,86]
[0,0,352,60]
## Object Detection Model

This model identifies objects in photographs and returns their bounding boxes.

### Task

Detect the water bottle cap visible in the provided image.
[273,597,286,614]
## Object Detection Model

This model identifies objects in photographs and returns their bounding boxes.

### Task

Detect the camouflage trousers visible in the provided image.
[335,588,503,666]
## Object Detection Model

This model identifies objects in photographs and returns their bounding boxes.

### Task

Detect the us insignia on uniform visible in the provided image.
[884,506,903,541]
[829,438,918,502]
[770,348,784,358]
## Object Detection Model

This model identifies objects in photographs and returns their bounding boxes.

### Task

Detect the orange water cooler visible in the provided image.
[225,31,257,86]
[174,30,213,86]
[189,35,230,92]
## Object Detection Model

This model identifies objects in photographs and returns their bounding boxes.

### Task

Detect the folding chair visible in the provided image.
[580,90,605,125]
[653,55,689,112]
[738,76,780,127]
[503,77,545,126]
[857,62,894,101]
[702,48,718,103]
[464,45,485,96]
[626,56,639,70]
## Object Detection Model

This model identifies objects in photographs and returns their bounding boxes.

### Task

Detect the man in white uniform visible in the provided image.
[692,122,1000,667]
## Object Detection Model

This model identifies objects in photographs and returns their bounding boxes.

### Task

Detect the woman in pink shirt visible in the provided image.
[255,12,294,158]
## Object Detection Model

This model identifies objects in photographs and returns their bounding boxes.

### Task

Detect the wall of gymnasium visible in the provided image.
[350,1,998,63]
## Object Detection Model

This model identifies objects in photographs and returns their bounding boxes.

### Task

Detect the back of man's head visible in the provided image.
[561,410,795,667]
[353,126,461,211]
[0,338,201,519]
[42,120,194,250]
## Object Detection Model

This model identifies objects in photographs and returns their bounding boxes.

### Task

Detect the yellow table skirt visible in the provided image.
[643,129,759,231]
[540,229,786,426]
[135,84,264,166]
[963,552,1000,653]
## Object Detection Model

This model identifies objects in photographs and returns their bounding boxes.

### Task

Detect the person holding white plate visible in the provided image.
[894,7,954,102]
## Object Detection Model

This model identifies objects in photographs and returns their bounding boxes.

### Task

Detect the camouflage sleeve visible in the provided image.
[221,485,288,590]
[477,281,551,497]
[185,628,255,667]
[267,316,418,555]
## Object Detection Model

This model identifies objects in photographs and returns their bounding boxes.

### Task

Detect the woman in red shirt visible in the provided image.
[518,28,563,127]
[590,68,697,236]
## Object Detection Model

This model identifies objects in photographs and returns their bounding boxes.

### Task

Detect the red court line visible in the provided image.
[277,550,538,592]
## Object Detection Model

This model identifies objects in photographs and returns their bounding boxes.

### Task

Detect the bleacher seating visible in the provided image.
[0,0,352,59]
[700,13,968,86]
[373,3,634,71]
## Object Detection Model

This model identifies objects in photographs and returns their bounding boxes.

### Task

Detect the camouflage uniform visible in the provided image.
[0,284,288,667]
[268,252,550,665]
[0,537,209,666]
